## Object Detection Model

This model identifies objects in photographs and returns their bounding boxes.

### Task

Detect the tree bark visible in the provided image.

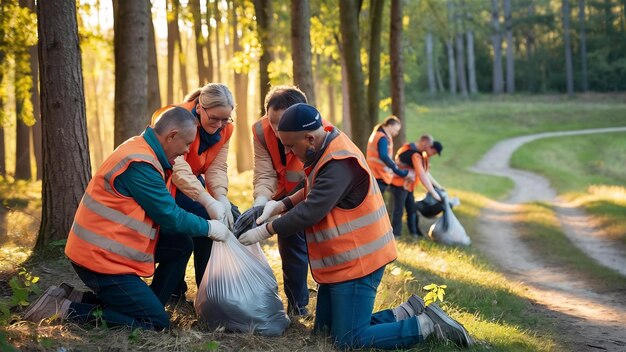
[36,0,91,250]
[340,52,351,137]
[147,0,162,115]
[176,9,189,97]
[167,0,176,104]
[453,1,468,97]
[367,0,384,124]
[426,32,436,95]
[504,0,515,93]
[0,0,4,178]
[213,0,222,82]
[491,0,504,93]
[232,0,253,171]
[434,39,445,92]
[114,0,149,147]
[205,0,214,82]
[578,0,589,92]
[465,2,478,95]
[0,127,4,177]
[25,0,42,180]
[446,1,456,95]
[327,82,337,125]
[190,0,207,85]
[339,0,369,151]
[14,54,32,180]
[390,0,405,148]
[526,1,536,92]
[254,0,273,114]
[563,0,575,96]
[291,0,316,106]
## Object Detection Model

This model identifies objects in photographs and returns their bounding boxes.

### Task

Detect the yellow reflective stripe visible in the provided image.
[253,121,267,150]
[81,193,157,240]
[306,204,388,243]
[285,170,304,183]
[309,230,394,270]
[103,153,164,193]
[71,223,154,263]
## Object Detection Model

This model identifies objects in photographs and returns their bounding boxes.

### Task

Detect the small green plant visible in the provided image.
[92,308,108,329]
[128,327,142,342]
[0,268,41,325]
[423,283,447,306]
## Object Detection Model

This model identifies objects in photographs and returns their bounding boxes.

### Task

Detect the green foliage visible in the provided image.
[91,308,109,329]
[0,331,19,352]
[423,283,447,306]
[0,268,41,325]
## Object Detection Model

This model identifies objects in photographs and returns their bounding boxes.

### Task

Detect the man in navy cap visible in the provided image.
[238,104,472,350]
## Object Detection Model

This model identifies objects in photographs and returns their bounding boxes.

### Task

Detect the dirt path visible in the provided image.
[471,127,626,351]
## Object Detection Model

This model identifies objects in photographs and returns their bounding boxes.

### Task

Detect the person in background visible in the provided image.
[151,83,238,301]
[390,135,443,238]
[251,85,310,315]
[23,107,234,330]
[366,116,409,194]
[238,104,472,350]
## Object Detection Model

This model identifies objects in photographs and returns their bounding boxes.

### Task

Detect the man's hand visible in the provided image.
[198,193,226,224]
[217,195,234,229]
[256,200,286,224]
[253,195,269,207]
[207,220,234,242]
[238,224,273,246]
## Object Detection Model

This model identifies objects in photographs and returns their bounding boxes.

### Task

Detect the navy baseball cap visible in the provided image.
[433,141,443,155]
[277,103,323,132]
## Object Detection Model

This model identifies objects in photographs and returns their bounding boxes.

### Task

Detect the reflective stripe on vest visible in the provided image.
[103,153,163,194]
[309,230,395,270]
[81,193,157,240]
[366,130,394,184]
[306,204,387,243]
[71,223,154,263]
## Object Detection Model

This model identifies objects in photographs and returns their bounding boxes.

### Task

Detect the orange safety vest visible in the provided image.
[152,101,234,194]
[366,129,394,185]
[390,143,429,192]
[304,130,397,284]
[252,117,306,199]
[65,136,164,277]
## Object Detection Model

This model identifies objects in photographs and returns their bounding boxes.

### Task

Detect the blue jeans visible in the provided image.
[314,265,424,349]
[68,263,169,331]
[390,185,418,236]
[277,231,309,313]
[376,179,389,194]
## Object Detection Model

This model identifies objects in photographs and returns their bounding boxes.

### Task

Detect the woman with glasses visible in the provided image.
[150,83,238,304]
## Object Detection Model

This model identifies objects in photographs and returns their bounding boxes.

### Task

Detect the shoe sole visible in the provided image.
[425,303,473,347]
[23,286,59,321]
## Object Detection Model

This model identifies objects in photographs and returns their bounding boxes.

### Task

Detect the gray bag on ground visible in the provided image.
[195,208,290,336]
[428,194,471,246]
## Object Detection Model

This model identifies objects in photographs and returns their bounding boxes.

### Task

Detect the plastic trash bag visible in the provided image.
[428,193,471,246]
[233,206,265,238]
[194,237,290,336]
[416,189,461,218]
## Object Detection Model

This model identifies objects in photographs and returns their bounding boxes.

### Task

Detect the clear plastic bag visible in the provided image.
[428,194,471,246]
[194,237,290,336]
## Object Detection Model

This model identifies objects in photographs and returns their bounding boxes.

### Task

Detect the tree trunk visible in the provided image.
[176,10,189,97]
[390,0,405,148]
[426,32,436,94]
[453,1,468,97]
[367,0,384,124]
[504,0,515,93]
[339,41,351,137]
[578,0,589,92]
[434,40,445,92]
[113,0,149,147]
[563,0,575,96]
[0,127,4,177]
[491,0,504,93]
[232,0,253,172]
[36,0,92,250]
[213,0,222,82]
[526,1,536,92]
[254,0,273,114]
[167,0,176,104]
[15,56,32,180]
[205,0,214,82]
[25,0,42,180]
[87,53,105,169]
[465,2,478,95]
[446,0,456,95]
[190,0,207,85]
[327,82,337,125]
[147,0,162,115]
[291,0,316,106]
[0,0,4,178]
[339,0,369,151]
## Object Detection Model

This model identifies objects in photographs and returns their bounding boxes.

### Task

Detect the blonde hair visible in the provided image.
[184,83,235,110]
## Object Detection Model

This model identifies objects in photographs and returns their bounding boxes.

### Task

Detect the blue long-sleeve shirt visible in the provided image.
[113,127,209,237]
[377,136,408,177]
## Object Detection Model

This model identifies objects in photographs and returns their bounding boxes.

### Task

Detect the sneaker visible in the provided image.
[23,288,71,322]
[424,303,473,348]
[406,294,426,315]
[59,282,84,302]
[287,304,309,317]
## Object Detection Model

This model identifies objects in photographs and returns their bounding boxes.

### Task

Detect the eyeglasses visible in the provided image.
[200,106,234,125]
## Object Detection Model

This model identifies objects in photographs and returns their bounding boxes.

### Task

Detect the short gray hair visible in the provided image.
[153,106,198,135]
[184,83,235,110]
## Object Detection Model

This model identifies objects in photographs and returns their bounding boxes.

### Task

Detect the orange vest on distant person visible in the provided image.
[366,129,394,185]
[65,136,164,277]
[252,117,305,199]
[390,143,429,192]
[152,101,234,195]
[304,130,397,284]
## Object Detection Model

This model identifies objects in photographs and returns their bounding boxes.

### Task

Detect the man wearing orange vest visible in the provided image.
[366,115,409,194]
[251,86,310,316]
[239,104,472,349]
[390,135,443,237]
[23,107,235,330]
[151,83,238,301]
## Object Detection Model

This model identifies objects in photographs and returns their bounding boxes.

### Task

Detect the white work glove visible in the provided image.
[217,195,234,230]
[256,200,286,225]
[253,195,269,207]
[197,193,226,224]
[406,170,416,182]
[207,220,234,242]
[239,224,273,246]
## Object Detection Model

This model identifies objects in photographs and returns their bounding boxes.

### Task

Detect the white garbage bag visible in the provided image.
[194,237,290,336]
[428,194,471,246]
